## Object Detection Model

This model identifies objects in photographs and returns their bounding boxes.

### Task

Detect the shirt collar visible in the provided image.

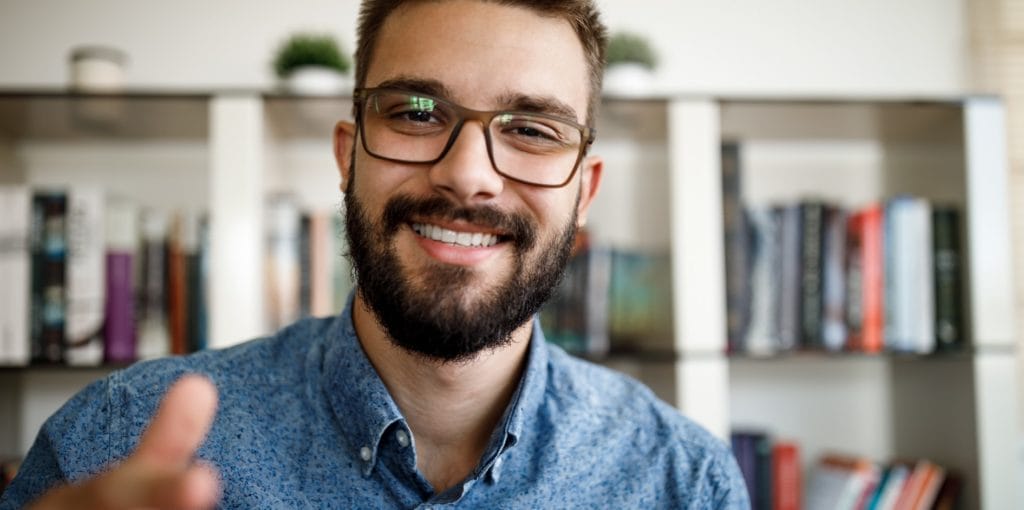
[323,292,404,477]
[322,292,550,480]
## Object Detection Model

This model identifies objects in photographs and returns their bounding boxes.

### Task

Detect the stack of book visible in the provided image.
[0,186,209,366]
[539,230,672,357]
[724,197,963,356]
[805,453,961,510]
[730,430,802,510]
[264,194,351,332]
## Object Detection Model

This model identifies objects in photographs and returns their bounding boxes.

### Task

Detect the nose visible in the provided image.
[428,121,505,204]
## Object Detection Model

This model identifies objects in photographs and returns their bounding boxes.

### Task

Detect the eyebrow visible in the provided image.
[371,76,582,123]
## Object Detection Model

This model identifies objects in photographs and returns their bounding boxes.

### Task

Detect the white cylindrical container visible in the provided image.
[70,46,128,92]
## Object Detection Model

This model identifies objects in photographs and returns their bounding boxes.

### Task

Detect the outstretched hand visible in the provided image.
[29,375,221,510]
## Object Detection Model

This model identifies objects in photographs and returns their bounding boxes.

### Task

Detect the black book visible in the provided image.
[799,201,826,349]
[932,207,963,351]
[721,142,751,353]
[30,191,68,364]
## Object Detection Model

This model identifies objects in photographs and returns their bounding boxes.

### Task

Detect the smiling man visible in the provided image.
[2,1,748,509]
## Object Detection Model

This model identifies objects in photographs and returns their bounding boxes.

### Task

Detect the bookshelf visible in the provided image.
[0,91,1019,508]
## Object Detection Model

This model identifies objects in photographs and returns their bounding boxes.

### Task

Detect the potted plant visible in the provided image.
[273,33,352,95]
[603,31,658,96]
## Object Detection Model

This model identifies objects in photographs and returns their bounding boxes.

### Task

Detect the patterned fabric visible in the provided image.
[2,295,750,509]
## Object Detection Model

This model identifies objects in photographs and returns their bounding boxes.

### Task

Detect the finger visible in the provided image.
[134,374,218,468]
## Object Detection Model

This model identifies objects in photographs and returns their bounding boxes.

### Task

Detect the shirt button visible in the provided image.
[360,446,372,462]
[396,429,410,448]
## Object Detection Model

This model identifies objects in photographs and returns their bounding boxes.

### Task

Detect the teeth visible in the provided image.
[412,223,499,247]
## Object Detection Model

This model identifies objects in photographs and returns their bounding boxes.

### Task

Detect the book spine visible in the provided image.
[65,187,106,366]
[860,204,884,353]
[821,205,847,351]
[777,204,802,351]
[182,212,203,353]
[743,207,780,355]
[0,186,31,366]
[30,191,68,364]
[103,199,137,363]
[909,199,935,354]
[772,442,801,510]
[137,210,169,359]
[844,211,864,351]
[799,202,825,349]
[309,211,332,317]
[167,214,187,355]
[266,195,301,330]
[721,142,751,353]
[932,207,963,351]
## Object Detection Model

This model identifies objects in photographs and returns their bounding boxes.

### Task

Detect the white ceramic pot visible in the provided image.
[284,66,351,96]
[603,63,656,97]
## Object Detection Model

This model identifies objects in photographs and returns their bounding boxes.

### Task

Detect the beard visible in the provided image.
[343,172,578,363]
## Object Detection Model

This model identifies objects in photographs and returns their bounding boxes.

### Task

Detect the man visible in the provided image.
[2,1,749,508]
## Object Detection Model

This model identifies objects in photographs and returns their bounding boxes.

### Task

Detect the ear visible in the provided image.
[333,121,357,192]
[574,155,603,228]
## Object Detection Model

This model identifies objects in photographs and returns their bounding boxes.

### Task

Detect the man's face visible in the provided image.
[335,0,603,362]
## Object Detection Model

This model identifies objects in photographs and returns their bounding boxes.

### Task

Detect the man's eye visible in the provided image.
[399,110,436,123]
[513,126,550,139]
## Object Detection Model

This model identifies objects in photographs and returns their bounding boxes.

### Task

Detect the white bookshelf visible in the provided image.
[0,91,1018,508]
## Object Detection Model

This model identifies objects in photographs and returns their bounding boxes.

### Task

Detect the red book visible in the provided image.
[846,204,884,353]
[772,442,802,510]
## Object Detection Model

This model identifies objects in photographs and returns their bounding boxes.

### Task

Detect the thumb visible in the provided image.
[134,374,219,467]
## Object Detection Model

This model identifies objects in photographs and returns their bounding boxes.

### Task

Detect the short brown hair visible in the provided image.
[354,0,608,124]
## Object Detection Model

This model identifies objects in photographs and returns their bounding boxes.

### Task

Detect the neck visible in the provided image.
[352,293,532,493]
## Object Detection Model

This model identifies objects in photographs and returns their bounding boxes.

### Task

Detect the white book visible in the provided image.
[0,186,31,366]
[743,207,780,355]
[65,187,106,366]
[137,209,170,360]
[907,198,935,354]
[266,194,301,330]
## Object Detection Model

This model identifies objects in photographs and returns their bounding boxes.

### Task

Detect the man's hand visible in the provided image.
[29,375,221,510]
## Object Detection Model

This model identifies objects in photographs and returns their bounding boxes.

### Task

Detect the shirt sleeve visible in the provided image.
[0,377,126,509]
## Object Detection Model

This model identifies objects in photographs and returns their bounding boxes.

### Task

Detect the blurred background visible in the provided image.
[0,0,1022,508]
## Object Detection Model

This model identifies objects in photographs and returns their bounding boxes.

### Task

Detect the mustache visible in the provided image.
[382,195,537,252]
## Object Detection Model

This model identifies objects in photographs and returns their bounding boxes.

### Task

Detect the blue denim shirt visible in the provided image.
[2,297,749,509]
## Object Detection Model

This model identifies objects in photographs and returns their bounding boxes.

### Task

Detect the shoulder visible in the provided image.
[542,345,749,508]
[35,317,333,476]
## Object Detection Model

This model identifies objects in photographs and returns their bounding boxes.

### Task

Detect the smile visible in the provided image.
[410,223,502,248]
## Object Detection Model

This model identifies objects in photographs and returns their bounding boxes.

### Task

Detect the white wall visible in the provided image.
[0,0,966,95]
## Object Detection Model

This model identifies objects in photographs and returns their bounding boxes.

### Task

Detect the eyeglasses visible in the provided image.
[353,87,595,188]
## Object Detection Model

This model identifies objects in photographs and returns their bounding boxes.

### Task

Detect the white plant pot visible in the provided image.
[69,46,128,92]
[284,66,351,96]
[603,63,656,97]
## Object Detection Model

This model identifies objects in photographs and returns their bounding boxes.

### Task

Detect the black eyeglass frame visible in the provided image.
[352,87,597,188]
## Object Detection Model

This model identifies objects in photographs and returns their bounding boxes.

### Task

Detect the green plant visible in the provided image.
[606,32,657,70]
[273,33,351,78]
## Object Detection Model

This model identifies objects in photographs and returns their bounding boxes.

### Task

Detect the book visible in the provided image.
[30,191,68,364]
[730,430,773,510]
[309,210,333,317]
[182,212,205,353]
[931,207,963,351]
[846,204,884,353]
[136,209,170,360]
[265,194,301,331]
[64,187,106,366]
[0,186,31,366]
[777,204,802,351]
[867,463,909,510]
[167,213,188,355]
[721,142,752,353]
[821,205,847,351]
[772,441,801,510]
[298,213,312,318]
[103,198,137,363]
[540,231,612,357]
[607,249,672,352]
[884,197,934,354]
[743,207,782,355]
[799,201,826,349]
[805,453,879,510]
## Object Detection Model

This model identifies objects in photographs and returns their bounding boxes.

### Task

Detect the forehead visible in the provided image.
[366,0,590,122]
